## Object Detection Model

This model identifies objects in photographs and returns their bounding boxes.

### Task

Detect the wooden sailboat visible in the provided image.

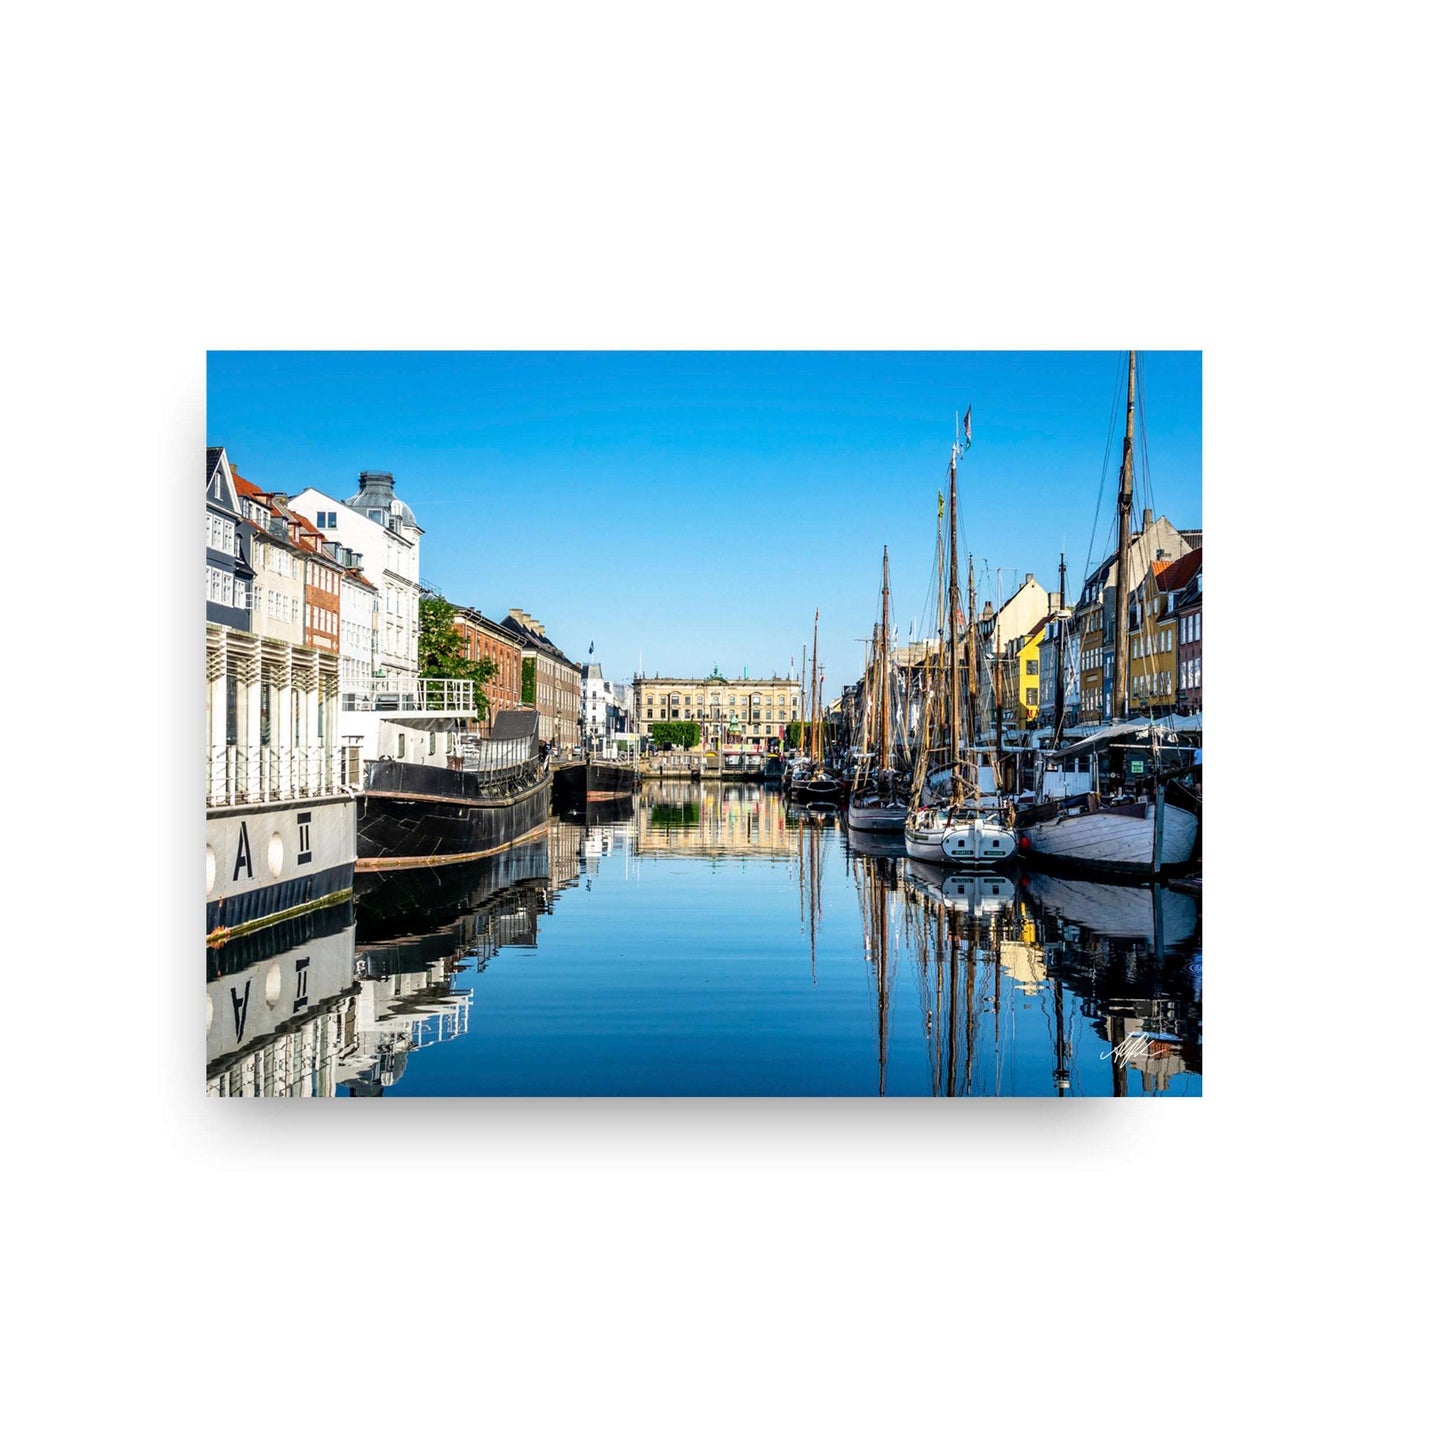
[904,422,1017,866]
[847,548,908,832]
[795,608,843,805]
[1014,353,1199,875]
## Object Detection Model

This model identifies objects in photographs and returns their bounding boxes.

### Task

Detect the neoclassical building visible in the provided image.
[633,669,802,753]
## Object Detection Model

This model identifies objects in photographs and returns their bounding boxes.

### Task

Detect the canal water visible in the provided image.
[206,781,1202,1097]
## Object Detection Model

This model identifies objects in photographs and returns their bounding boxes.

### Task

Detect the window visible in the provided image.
[1026,659,1038,676]
[1027,687,1039,706]
[317,510,337,528]
[206,566,234,607]
[206,514,237,553]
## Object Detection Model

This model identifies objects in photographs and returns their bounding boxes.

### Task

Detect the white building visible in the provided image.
[582,663,637,756]
[292,472,422,689]
[337,557,380,703]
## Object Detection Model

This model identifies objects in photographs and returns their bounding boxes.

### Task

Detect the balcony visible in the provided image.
[341,676,475,716]
[206,745,349,808]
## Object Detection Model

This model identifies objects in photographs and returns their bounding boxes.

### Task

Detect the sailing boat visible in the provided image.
[1014,353,1200,875]
[904,423,1017,866]
[794,608,843,805]
[847,548,908,832]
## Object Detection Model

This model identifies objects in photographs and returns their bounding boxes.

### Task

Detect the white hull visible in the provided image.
[847,799,908,832]
[207,794,356,934]
[1018,799,1197,871]
[905,806,1016,865]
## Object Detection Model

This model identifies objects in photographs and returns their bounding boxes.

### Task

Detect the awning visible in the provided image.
[1048,714,1202,762]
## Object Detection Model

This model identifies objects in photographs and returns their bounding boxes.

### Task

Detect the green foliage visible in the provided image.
[521,657,537,705]
[785,720,804,748]
[649,802,699,828]
[417,595,499,718]
[650,720,700,750]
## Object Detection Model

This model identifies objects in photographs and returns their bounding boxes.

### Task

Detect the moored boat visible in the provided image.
[847,547,910,834]
[347,699,553,902]
[1012,354,1201,877]
[903,418,1017,866]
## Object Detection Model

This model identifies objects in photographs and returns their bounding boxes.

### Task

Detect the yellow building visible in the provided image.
[1005,617,1048,725]
[1126,561,1178,714]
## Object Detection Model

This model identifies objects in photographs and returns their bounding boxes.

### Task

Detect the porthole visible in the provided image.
[267,832,285,878]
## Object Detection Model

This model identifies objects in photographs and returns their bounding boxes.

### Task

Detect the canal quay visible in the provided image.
[205,352,1202,1096]
[206,780,1201,1097]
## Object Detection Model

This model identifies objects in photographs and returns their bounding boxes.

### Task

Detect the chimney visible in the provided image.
[1142,508,1154,526]
[1025,572,1034,584]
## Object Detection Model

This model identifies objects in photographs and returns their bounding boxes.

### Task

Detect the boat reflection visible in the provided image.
[1021,871,1199,952]
[206,902,360,1096]
[848,850,1202,1096]
[208,813,607,1096]
[903,859,1015,914]
[1020,871,1202,1095]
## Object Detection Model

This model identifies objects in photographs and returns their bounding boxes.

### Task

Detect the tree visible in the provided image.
[417,595,498,718]
[650,720,700,750]
[520,657,536,705]
[785,720,804,749]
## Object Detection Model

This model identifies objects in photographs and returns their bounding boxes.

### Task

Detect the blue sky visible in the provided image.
[207,351,1201,690]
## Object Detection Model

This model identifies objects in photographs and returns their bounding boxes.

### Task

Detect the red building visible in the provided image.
[453,605,524,731]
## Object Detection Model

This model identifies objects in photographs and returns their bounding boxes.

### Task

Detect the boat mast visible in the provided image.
[947,443,962,794]
[810,609,820,763]
[1111,351,1137,722]
[800,643,807,755]
[910,495,947,809]
[1053,549,1068,737]
[993,592,1004,769]
[880,546,892,777]
[965,551,977,789]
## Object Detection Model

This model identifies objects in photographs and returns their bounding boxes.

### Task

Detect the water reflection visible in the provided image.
[850,851,1203,1096]
[636,779,796,857]
[205,807,615,1096]
[206,781,1200,1096]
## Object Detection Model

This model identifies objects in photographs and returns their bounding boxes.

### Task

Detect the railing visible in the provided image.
[342,677,476,714]
[206,745,349,807]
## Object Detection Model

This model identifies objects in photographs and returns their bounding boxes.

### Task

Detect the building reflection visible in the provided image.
[207,811,608,1096]
[560,796,636,890]
[634,780,797,858]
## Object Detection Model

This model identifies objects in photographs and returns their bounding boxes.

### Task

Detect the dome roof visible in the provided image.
[346,471,418,529]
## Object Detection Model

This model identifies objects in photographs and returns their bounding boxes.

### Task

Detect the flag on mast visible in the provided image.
[962,405,972,451]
